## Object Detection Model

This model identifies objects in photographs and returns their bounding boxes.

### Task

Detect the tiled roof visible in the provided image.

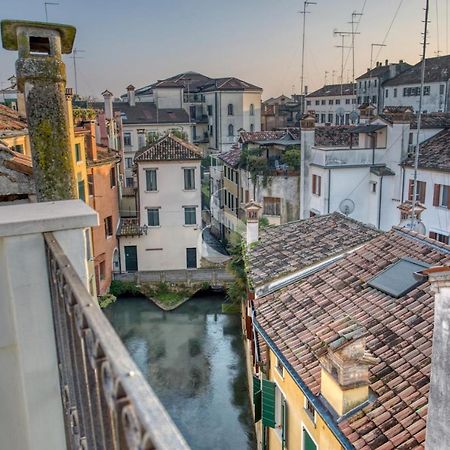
[254,228,450,449]
[135,134,202,162]
[247,212,381,287]
[356,65,393,80]
[0,104,27,135]
[410,112,450,129]
[0,145,34,197]
[307,83,356,98]
[315,126,359,147]
[217,144,241,168]
[239,130,286,144]
[384,55,450,86]
[201,77,262,92]
[402,128,450,172]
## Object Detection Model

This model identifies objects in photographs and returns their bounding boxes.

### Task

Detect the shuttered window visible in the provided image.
[433,184,450,208]
[253,375,262,423]
[303,427,317,450]
[408,179,426,203]
[262,379,276,428]
[312,175,322,196]
[429,231,449,244]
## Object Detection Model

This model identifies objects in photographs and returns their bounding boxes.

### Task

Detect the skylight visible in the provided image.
[367,257,430,298]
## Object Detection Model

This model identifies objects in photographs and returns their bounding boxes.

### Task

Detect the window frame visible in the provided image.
[184,206,197,225]
[145,169,158,192]
[228,124,234,137]
[249,103,255,116]
[227,103,234,116]
[183,167,196,190]
[75,143,82,162]
[312,174,322,196]
[110,167,116,188]
[104,216,113,238]
[125,157,133,169]
[147,208,160,227]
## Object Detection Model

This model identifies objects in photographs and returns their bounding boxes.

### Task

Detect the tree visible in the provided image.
[226,232,248,304]
[281,147,300,171]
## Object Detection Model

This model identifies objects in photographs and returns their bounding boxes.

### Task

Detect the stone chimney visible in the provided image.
[245,200,262,245]
[83,120,97,161]
[317,318,378,416]
[424,266,450,449]
[127,84,135,107]
[101,89,113,120]
[300,114,315,219]
[1,20,77,201]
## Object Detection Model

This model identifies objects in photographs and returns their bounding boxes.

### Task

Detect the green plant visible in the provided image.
[281,147,301,170]
[226,232,247,305]
[98,293,117,309]
[259,216,269,229]
[109,280,141,297]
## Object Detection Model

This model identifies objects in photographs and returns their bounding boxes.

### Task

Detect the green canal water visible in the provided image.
[105,292,256,450]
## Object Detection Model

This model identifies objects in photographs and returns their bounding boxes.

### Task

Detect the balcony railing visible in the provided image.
[311,146,386,167]
[44,231,189,450]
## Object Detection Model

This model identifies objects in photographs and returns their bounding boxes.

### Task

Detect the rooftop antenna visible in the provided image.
[299,1,317,111]
[332,69,336,84]
[411,0,430,232]
[324,70,329,85]
[334,30,355,96]
[44,2,59,22]
[369,43,386,102]
[350,11,363,99]
[72,48,85,97]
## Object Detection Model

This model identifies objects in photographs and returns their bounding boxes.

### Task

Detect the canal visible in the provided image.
[105,292,256,450]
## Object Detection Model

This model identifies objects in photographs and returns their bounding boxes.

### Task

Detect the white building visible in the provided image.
[305,83,357,126]
[300,111,450,237]
[382,55,450,113]
[118,134,202,271]
[128,72,263,153]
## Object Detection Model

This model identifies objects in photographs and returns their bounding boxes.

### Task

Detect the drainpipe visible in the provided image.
[2,20,77,201]
[377,175,384,229]
[327,169,331,213]
[400,165,405,203]
[371,132,376,166]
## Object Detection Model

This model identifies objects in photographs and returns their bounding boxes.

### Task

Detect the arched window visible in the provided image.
[250,123,254,132]
[228,124,234,136]
[227,104,234,116]
[250,104,254,116]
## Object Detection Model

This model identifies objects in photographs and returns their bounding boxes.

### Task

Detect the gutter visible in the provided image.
[253,320,354,450]
[377,175,384,229]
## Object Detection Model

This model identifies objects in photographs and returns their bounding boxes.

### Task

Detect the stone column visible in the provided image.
[1,20,77,201]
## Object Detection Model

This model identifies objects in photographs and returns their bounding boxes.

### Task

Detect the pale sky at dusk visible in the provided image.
[0,0,447,99]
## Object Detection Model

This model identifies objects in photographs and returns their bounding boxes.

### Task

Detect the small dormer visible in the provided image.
[317,318,378,416]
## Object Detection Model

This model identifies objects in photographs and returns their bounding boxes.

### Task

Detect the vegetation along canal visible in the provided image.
[105,291,256,450]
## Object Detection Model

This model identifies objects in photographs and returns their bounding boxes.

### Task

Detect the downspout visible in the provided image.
[371,132,375,166]
[401,165,405,203]
[377,175,384,229]
[327,169,331,213]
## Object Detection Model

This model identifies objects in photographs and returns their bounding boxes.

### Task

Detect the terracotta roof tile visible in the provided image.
[135,134,201,162]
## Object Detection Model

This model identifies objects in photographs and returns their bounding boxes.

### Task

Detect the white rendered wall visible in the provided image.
[154,87,183,109]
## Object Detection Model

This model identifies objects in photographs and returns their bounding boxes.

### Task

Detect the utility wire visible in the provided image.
[436,0,441,56]
[375,0,405,62]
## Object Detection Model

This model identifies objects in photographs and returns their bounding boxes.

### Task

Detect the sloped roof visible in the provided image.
[384,54,450,86]
[0,104,27,135]
[217,144,241,168]
[254,227,450,449]
[247,212,381,287]
[112,102,189,125]
[135,134,202,162]
[201,77,262,92]
[239,130,286,144]
[0,145,34,198]
[307,83,356,98]
[402,128,450,171]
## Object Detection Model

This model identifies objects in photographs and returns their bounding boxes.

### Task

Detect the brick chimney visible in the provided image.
[83,120,97,161]
[245,200,262,245]
[1,20,77,201]
[317,318,378,416]
[424,266,450,448]
[127,84,135,107]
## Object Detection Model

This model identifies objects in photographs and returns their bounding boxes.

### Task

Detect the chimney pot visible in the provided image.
[245,200,262,245]
[127,84,136,107]
[385,59,389,66]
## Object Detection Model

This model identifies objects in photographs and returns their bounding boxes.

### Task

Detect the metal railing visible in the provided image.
[44,232,189,450]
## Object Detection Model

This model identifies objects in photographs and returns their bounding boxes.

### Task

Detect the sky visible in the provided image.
[0,0,448,99]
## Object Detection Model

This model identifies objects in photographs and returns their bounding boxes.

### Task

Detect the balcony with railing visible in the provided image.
[0,200,188,450]
[311,145,386,167]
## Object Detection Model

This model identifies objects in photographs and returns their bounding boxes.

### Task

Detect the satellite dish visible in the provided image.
[339,199,355,216]
[399,218,426,235]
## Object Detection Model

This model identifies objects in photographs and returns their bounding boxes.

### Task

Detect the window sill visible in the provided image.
[106,235,113,240]
[183,224,198,227]
[183,189,197,192]
[144,190,159,193]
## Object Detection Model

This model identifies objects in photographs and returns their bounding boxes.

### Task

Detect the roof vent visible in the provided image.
[367,257,430,298]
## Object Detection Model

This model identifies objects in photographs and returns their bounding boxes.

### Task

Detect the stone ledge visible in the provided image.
[0,199,98,237]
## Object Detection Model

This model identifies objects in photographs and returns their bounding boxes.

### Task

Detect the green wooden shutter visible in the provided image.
[303,427,317,450]
[281,399,288,449]
[262,379,276,428]
[253,375,261,423]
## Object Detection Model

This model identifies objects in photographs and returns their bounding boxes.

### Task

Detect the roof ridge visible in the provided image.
[393,226,450,255]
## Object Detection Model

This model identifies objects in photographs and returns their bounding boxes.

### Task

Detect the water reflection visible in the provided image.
[105,293,256,450]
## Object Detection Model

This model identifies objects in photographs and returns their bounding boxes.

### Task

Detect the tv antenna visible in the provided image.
[334,30,356,95]
[349,11,363,98]
[44,2,59,22]
[72,48,86,97]
[339,199,355,216]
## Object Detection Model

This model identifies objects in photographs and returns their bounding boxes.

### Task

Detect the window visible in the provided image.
[424,86,431,96]
[335,99,340,105]
[78,180,85,202]
[433,184,450,208]
[385,89,389,98]
[146,169,157,191]
[345,98,350,104]
[357,96,362,104]
[124,132,132,146]
[321,113,326,123]
[110,167,116,188]
[147,208,160,226]
[125,157,133,168]
[87,174,94,195]
[228,124,234,136]
[440,84,445,95]
[328,113,333,124]
[303,426,317,450]
[321,100,326,105]
[75,143,82,162]
[104,216,113,238]
[374,79,377,87]
[306,100,311,106]
[276,357,284,377]
[14,144,23,153]
[429,231,449,244]
[315,100,320,106]
[227,103,234,115]
[304,398,316,423]
[184,206,196,225]
[371,181,377,193]
[99,261,106,281]
[372,95,377,104]
[250,123,255,132]
[126,177,134,188]
[250,103,255,116]
[394,88,397,98]
[408,179,426,203]
[184,168,196,190]
[209,125,213,136]
[207,105,213,116]
[312,174,321,196]
[329,99,334,105]
[274,385,287,445]
[263,197,281,216]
